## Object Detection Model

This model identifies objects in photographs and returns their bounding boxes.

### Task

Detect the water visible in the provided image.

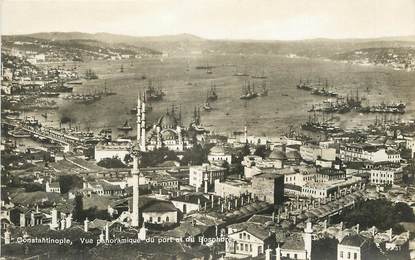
[28,54,415,137]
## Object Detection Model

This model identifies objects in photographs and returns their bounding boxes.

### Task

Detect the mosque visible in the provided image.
[135,94,200,152]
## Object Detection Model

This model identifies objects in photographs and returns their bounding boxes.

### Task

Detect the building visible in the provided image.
[225,222,275,258]
[300,144,336,162]
[340,144,401,163]
[215,170,284,206]
[370,164,403,185]
[141,200,178,224]
[146,105,193,152]
[170,193,211,214]
[94,140,131,162]
[338,234,373,260]
[278,222,314,260]
[189,163,226,192]
[45,181,61,193]
[301,176,362,198]
[208,145,232,165]
[83,180,123,196]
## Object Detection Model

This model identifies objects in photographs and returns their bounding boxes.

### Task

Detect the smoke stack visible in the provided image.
[84,218,89,232]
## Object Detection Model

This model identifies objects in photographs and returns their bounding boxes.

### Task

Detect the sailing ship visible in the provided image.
[251,69,267,79]
[130,92,153,114]
[233,65,249,76]
[207,81,218,101]
[258,80,268,96]
[145,79,165,101]
[240,80,258,100]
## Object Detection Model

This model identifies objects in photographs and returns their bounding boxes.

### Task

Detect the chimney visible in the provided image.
[4,229,11,245]
[51,208,58,230]
[105,223,109,241]
[356,224,359,234]
[276,244,281,260]
[265,247,272,260]
[197,198,201,211]
[388,228,393,241]
[339,221,344,230]
[84,218,89,232]
[323,219,328,230]
[66,214,72,228]
[60,218,66,230]
[272,211,275,222]
[371,226,376,237]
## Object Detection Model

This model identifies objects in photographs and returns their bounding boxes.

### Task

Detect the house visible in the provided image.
[189,163,226,192]
[141,200,178,224]
[337,234,373,260]
[170,193,210,214]
[370,164,403,185]
[225,222,275,258]
[45,181,61,193]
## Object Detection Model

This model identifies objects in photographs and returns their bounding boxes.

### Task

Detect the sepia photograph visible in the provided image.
[1,0,415,259]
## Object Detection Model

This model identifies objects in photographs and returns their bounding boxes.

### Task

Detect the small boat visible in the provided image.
[118,120,133,131]
[203,102,212,111]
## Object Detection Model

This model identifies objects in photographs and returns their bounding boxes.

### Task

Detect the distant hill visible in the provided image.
[3,32,415,57]
[22,32,205,43]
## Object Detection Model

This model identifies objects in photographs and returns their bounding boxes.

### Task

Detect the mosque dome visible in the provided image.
[161,129,178,140]
[158,112,179,129]
[210,145,226,155]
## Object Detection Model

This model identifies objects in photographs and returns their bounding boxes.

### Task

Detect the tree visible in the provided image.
[58,175,83,194]
[312,237,337,260]
[181,144,208,165]
[72,194,84,221]
[97,157,127,168]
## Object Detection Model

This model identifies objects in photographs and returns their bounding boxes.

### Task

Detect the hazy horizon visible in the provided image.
[1,0,415,41]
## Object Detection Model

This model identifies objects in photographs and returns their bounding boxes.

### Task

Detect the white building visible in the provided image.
[208,145,232,164]
[370,165,403,185]
[338,234,372,260]
[189,163,226,191]
[94,140,131,162]
[340,144,400,163]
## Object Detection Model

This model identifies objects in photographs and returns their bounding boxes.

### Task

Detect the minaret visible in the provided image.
[303,221,313,260]
[131,92,143,227]
[136,94,142,147]
[140,94,146,152]
[131,149,140,227]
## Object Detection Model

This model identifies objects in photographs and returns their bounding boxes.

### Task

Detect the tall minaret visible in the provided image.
[131,93,144,227]
[136,93,146,152]
[131,150,140,227]
[136,94,142,147]
[140,97,146,152]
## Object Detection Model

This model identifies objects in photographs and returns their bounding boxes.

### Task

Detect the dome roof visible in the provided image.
[161,129,178,140]
[210,145,225,155]
[268,149,286,160]
[158,112,179,129]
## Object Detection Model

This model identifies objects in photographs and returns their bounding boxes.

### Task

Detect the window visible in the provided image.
[354,253,357,259]
[245,244,248,251]
[258,246,262,254]
[166,216,169,222]
[250,244,252,252]
[247,234,250,240]
[294,254,297,259]
[149,217,153,223]
[347,252,350,259]
[157,217,161,222]
[239,234,242,239]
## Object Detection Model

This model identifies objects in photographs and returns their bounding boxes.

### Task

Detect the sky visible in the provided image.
[1,0,415,40]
